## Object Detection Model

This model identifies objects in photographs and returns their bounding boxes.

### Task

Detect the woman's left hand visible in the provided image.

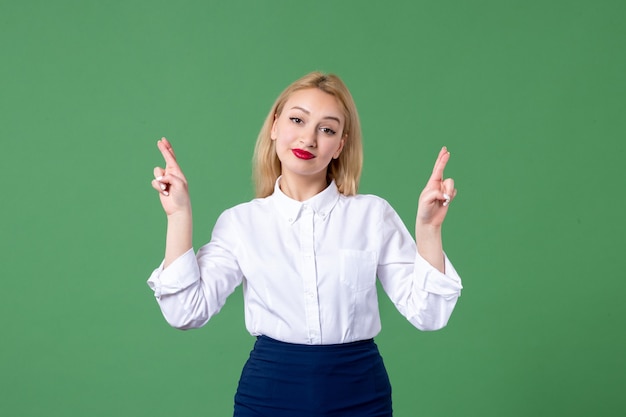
[416,146,457,228]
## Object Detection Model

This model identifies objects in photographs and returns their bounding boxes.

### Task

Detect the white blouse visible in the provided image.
[147,179,463,345]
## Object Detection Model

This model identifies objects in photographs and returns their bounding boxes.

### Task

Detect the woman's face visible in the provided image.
[271,88,345,183]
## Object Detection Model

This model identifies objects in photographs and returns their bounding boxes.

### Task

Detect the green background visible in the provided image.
[1,1,624,416]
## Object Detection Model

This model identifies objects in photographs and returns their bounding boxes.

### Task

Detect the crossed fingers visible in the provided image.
[428,146,456,207]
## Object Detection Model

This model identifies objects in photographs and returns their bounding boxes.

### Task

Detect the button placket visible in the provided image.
[299,206,321,343]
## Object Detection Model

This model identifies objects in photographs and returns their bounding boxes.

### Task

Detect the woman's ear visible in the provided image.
[333,136,346,159]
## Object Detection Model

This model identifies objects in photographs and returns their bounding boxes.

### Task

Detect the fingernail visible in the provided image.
[443,193,451,207]
[160,183,166,191]
[156,176,163,181]
[162,191,169,196]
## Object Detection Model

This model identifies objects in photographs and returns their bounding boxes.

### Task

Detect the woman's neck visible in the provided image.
[279,173,328,202]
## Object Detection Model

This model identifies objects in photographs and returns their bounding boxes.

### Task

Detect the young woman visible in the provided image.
[148,72,462,416]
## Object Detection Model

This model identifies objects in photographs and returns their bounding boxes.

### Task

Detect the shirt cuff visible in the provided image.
[146,248,200,298]
[414,252,463,296]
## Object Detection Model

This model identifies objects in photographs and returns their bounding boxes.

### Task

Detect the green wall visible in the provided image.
[2,1,624,416]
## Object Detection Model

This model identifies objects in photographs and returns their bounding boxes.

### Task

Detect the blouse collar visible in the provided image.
[271,177,341,224]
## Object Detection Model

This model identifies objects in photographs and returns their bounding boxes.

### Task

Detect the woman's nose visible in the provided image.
[299,128,317,148]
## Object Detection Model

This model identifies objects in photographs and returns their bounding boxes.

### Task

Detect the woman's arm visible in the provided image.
[414,147,457,273]
[150,137,193,268]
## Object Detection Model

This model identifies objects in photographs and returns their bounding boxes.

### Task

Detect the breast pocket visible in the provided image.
[339,250,377,292]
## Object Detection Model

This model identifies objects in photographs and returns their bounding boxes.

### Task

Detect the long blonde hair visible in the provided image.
[253,72,363,198]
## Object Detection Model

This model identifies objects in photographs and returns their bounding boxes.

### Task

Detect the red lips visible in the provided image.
[292,148,315,160]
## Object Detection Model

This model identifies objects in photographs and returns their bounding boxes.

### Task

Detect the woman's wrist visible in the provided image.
[167,206,192,221]
[415,223,445,273]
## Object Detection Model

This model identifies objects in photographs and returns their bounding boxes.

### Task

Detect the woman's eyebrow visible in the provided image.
[290,106,341,123]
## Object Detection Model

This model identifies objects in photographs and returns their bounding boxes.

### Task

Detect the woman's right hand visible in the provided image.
[151,137,191,216]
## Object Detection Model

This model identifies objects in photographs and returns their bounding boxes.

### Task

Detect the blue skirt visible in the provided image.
[233,336,392,417]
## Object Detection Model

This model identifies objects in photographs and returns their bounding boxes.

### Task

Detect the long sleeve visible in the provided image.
[147,210,244,329]
[376,200,463,331]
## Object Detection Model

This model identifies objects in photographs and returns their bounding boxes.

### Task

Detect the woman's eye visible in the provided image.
[289,117,303,124]
[320,127,337,135]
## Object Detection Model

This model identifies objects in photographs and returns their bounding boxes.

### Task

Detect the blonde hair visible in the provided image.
[253,72,363,198]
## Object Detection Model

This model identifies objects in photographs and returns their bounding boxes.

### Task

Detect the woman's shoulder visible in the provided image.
[211,197,273,234]
[222,195,272,216]
[342,192,393,208]
[337,192,398,218]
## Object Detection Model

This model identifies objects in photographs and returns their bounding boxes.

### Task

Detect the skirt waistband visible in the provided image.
[255,335,375,353]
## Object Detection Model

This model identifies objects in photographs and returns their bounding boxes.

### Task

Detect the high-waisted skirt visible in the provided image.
[233,335,393,417]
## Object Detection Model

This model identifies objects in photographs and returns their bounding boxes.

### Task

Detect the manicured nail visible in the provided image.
[443,193,450,207]
[159,183,166,191]
[162,191,169,196]
[156,176,163,181]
